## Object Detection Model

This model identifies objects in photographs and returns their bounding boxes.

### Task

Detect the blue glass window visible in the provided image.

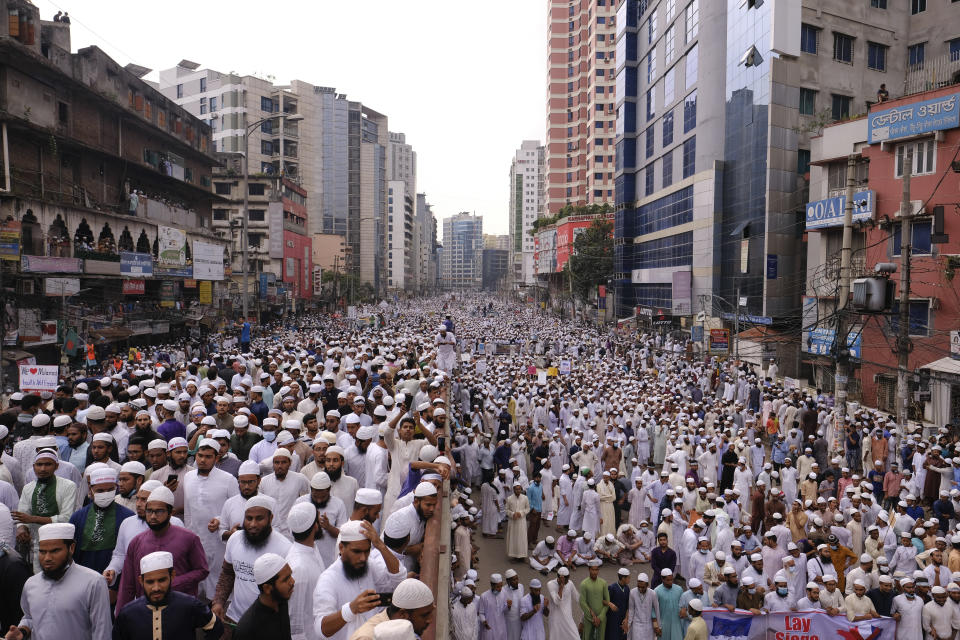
[261,96,274,112]
[646,126,655,158]
[801,24,819,54]
[682,137,696,178]
[683,90,697,132]
[635,284,673,309]
[951,38,960,62]
[867,42,887,71]
[797,149,810,175]
[645,165,655,196]
[889,301,930,336]
[909,43,925,67]
[685,45,698,90]
[633,231,693,269]
[662,150,673,189]
[646,89,655,122]
[663,110,674,147]
[892,221,931,255]
[637,185,692,234]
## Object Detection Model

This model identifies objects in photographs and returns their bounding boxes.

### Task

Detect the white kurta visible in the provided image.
[519,594,545,640]
[452,599,479,640]
[223,530,292,622]
[581,489,600,538]
[383,429,427,515]
[546,579,580,640]
[294,494,347,568]
[259,471,310,537]
[182,467,238,598]
[478,588,508,640]
[312,558,404,640]
[286,541,326,640]
[628,586,661,640]
[19,561,112,640]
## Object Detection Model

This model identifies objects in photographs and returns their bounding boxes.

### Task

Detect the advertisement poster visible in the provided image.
[44,277,80,297]
[192,241,225,280]
[122,279,145,295]
[18,364,59,392]
[0,220,21,261]
[559,360,571,375]
[199,281,212,304]
[709,328,730,355]
[120,252,153,277]
[157,226,187,267]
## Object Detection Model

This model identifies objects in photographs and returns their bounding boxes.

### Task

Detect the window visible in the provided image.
[871,0,886,6]
[908,43,925,67]
[176,84,183,99]
[664,68,676,105]
[685,0,699,42]
[682,137,696,178]
[797,149,811,175]
[248,183,265,196]
[683,90,697,132]
[645,165,655,196]
[833,33,853,63]
[210,96,218,112]
[648,12,657,44]
[665,25,675,63]
[801,24,819,54]
[633,231,692,269]
[249,209,265,222]
[57,101,68,125]
[666,0,676,20]
[867,42,887,71]
[199,101,207,115]
[646,89,655,121]
[663,110,675,146]
[261,140,273,155]
[199,77,206,92]
[831,94,852,120]
[895,139,936,177]
[799,88,817,115]
[261,96,274,112]
[214,182,231,195]
[646,126,655,158]
[951,38,960,62]
[911,0,926,14]
[892,221,932,256]
[685,44,698,89]
[662,150,673,188]
[647,51,657,84]
[889,300,930,337]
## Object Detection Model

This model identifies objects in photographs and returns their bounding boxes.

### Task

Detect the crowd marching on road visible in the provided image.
[0,294,959,640]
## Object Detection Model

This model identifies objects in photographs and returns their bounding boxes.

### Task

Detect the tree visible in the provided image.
[567,219,613,301]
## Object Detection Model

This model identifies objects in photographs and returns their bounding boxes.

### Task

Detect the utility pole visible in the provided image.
[833,155,858,432]
[734,285,741,362]
[896,146,914,427]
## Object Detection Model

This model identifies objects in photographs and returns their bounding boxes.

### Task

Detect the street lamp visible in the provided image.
[241,111,303,322]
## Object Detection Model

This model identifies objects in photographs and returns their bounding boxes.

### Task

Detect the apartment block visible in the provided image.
[440,213,483,290]
[508,141,545,287]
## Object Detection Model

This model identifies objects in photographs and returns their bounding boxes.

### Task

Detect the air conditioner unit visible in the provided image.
[894,200,924,217]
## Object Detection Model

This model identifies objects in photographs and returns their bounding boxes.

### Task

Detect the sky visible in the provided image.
[33,0,547,236]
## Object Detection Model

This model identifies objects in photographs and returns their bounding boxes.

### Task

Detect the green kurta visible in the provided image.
[579,577,609,640]
[654,583,684,640]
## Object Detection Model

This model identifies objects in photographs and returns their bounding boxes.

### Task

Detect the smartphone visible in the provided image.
[437,436,446,452]
[167,474,177,484]
[378,592,393,607]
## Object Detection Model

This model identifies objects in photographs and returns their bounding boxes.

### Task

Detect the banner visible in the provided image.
[701,609,896,640]
[0,220,20,260]
[157,226,187,267]
[44,277,80,297]
[192,241,224,280]
[120,251,153,277]
[122,279,145,295]
[199,281,212,304]
[18,364,59,392]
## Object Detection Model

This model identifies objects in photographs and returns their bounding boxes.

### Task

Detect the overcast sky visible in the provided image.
[34,0,546,236]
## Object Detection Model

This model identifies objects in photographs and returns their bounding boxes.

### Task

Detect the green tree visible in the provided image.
[568,219,613,301]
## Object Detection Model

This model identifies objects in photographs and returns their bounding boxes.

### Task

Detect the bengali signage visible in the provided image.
[0,220,21,261]
[120,251,153,277]
[805,190,875,230]
[199,281,212,304]
[709,328,730,355]
[18,364,59,392]
[157,226,187,267]
[44,277,80,297]
[869,91,960,143]
[192,241,224,281]
[805,326,862,358]
[701,609,895,640]
[122,279,145,295]
[20,255,82,273]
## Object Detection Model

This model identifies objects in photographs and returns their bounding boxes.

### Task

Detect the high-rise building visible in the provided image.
[484,235,511,251]
[386,132,419,293]
[508,141,545,287]
[440,213,483,290]
[416,193,439,294]
[545,0,617,216]
[613,0,960,343]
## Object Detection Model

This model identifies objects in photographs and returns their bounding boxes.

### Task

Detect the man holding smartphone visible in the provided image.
[348,578,436,640]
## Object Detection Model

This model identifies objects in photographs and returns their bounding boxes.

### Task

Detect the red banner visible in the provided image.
[122,279,145,295]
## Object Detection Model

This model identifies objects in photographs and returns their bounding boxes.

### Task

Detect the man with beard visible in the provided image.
[313,519,403,640]
[295,471,347,567]
[350,488,384,528]
[285,502,325,640]
[150,437,194,517]
[344,425,379,491]
[258,449,309,539]
[7,523,110,640]
[219,460,264,540]
[116,485,208,613]
[114,551,223,640]
[381,482,438,571]
[326,446,359,514]
[212,496,292,629]
[234,554,295,640]
[350,577,436,640]
[13,450,78,572]
[184,439,239,598]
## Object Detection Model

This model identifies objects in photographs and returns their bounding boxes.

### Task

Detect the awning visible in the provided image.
[89,327,134,342]
[920,357,960,376]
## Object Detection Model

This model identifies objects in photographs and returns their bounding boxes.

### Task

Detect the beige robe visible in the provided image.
[597,479,617,538]
[506,493,530,559]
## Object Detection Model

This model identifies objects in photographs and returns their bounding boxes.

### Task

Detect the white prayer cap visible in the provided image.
[387,577,435,610]
[200,416,217,426]
[932,586,947,595]
[140,551,173,574]
[637,573,649,582]
[339,520,367,543]
[121,461,146,476]
[287,502,318,534]
[167,437,188,451]
[806,582,819,590]
[263,417,279,427]
[147,439,167,451]
[326,445,345,458]
[414,482,438,498]
[742,576,755,586]
[660,568,673,577]
[588,558,603,567]
[505,569,518,579]
[272,448,292,460]
[245,495,274,513]
[32,414,51,428]
[90,467,117,485]
[38,523,75,541]
[419,445,439,462]
[310,472,332,490]
[722,566,736,575]
[147,486,175,506]
[234,415,249,428]
[356,425,377,440]
[198,438,220,451]
[275,432,295,446]
[253,553,287,585]
[238,460,261,477]
[355,488,383,506]
[688,598,703,612]
[162,400,178,412]
[853,578,865,587]
[373,619,415,640]
[52,415,72,429]
[34,450,58,464]
[823,574,837,583]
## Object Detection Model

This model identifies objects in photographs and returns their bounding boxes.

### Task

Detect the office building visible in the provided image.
[546,0,617,216]
[508,141,545,287]
[440,213,483,290]
[416,193,439,294]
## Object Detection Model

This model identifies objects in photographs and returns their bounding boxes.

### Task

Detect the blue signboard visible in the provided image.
[806,327,861,359]
[805,190,875,230]
[766,254,778,279]
[691,325,704,343]
[720,312,773,326]
[120,252,153,277]
[868,92,960,143]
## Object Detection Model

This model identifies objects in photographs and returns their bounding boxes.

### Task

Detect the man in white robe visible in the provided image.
[546,568,579,640]
[479,574,509,640]
[451,587,479,640]
[506,483,530,560]
[285,502,326,640]
[259,449,310,538]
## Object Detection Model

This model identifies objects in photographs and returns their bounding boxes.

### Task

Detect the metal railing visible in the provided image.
[903,53,960,98]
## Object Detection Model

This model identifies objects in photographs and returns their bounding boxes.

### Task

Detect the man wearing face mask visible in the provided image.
[68,467,134,574]
[764,572,794,612]
[891,577,924,640]
[736,576,764,615]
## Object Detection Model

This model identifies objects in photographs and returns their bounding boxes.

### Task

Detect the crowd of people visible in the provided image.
[1,294,959,640]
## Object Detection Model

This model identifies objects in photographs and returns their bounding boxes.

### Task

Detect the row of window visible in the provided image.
[641,136,695,197]
[633,230,693,269]
[801,24,959,68]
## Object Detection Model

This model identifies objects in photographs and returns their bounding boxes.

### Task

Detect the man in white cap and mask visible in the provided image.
[285,501,325,640]
[11,522,111,640]
[113,550,223,640]
[312,519,403,640]
[13,450,78,571]
[350,577,435,640]
[502,568,525,640]
[233,553,295,640]
[183,437,239,598]
[150,437,193,517]
[212,495,291,628]
[68,466,134,574]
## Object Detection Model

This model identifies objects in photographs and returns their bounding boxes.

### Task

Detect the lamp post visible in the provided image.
[241,111,303,322]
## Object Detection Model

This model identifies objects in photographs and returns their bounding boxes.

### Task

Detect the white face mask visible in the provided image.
[93,490,116,508]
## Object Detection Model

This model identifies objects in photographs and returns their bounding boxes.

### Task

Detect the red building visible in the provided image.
[860,86,960,424]
[279,179,312,306]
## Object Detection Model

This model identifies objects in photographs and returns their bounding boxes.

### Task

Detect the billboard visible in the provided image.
[869,91,960,143]
[192,241,225,281]
[805,190,874,230]
[120,251,153,277]
[157,226,187,267]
